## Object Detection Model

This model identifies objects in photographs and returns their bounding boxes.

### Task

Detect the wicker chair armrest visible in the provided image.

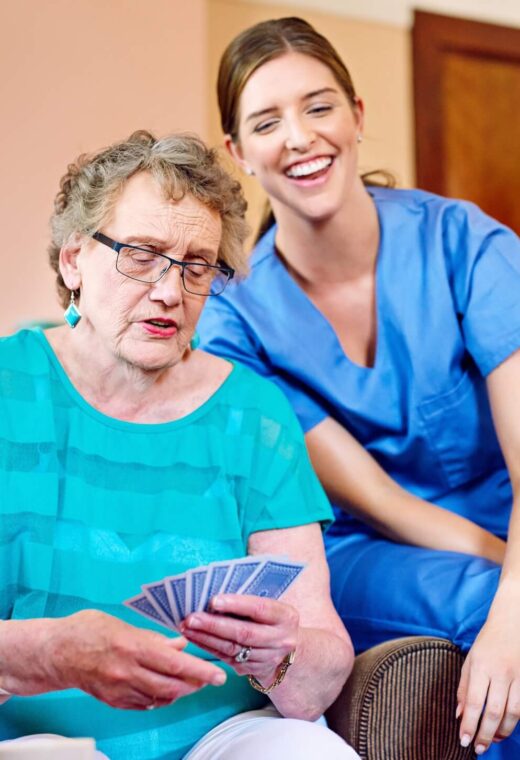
[326,636,475,760]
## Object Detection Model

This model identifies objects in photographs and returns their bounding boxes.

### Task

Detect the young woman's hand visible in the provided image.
[457,590,520,754]
[0,610,226,710]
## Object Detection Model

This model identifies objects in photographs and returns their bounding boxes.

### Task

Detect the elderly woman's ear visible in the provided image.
[59,232,84,292]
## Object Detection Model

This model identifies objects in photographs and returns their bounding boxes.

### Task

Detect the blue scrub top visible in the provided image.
[199,187,520,539]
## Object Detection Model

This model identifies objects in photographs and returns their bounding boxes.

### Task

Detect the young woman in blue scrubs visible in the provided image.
[198,16,520,758]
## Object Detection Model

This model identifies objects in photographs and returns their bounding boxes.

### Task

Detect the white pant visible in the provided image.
[184,705,361,760]
[0,709,360,760]
[0,735,108,759]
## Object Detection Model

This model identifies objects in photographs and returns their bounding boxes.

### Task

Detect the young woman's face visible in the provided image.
[231,52,364,224]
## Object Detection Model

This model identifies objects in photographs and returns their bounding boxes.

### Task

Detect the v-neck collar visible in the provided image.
[256,198,385,374]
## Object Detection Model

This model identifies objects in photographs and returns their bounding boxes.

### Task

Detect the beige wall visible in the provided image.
[207,0,414,240]
[0,0,207,334]
[0,0,414,333]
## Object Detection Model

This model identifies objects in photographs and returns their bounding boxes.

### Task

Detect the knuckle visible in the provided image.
[485,708,503,722]
[281,634,297,652]
[252,597,268,619]
[286,605,299,627]
[112,641,131,659]
[508,703,520,719]
[199,615,213,633]
[163,684,182,701]
[224,640,237,656]
[106,665,128,686]
[238,625,254,646]
[465,700,483,713]
[166,654,182,675]
[204,617,217,635]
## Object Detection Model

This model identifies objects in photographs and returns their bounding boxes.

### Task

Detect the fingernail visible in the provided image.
[455,703,462,719]
[475,745,486,755]
[461,734,471,748]
[187,616,201,629]
[212,671,226,686]
[211,596,223,610]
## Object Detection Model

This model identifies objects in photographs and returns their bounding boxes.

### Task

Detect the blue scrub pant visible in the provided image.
[325,532,520,759]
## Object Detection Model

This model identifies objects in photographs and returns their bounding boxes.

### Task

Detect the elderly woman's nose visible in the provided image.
[149,265,184,305]
[284,117,316,152]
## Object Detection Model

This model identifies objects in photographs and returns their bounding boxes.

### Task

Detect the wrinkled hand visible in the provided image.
[0,610,226,710]
[180,594,299,684]
[457,610,520,754]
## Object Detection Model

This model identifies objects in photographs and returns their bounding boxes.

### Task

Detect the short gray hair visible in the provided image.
[49,130,249,307]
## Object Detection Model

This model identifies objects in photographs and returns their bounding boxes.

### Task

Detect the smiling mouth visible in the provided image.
[285,157,333,179]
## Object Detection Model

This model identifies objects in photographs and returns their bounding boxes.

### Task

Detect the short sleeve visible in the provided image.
[232,378,332,537]
[199,299,328,433]
[447,203,520,376]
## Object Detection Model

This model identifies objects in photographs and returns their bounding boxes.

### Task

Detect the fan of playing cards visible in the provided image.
[124,556,306,631]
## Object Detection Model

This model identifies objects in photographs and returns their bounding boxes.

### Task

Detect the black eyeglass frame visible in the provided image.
[91,231,235,295]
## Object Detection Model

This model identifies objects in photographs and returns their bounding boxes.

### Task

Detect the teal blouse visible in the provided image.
[0,329,332,759]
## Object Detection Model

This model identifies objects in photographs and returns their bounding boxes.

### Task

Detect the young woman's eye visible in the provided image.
[307,104,334,116]
[253,118,279,134]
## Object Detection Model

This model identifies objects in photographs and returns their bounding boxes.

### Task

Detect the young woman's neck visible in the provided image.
[273,183,379,285]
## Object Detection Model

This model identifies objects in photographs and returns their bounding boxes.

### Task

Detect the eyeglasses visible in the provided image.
[91,231,234,296]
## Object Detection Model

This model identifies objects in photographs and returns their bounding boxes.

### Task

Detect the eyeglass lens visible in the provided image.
[116,247,228,295]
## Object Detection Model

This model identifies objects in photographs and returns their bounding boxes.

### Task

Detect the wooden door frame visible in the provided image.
[413,11,520,192]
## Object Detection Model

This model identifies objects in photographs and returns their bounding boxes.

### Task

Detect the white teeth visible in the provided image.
[286,157,332,178]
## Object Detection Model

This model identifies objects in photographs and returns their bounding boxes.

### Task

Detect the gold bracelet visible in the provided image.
[247,650,296,694]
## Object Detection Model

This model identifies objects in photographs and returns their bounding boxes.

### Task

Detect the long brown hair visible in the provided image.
[218,17,358,141]
[217,17,394,241]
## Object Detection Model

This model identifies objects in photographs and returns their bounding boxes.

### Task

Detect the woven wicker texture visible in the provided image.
[326,637,476,760]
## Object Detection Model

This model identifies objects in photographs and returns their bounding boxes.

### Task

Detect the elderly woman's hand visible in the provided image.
[0,610,226,710]
[180,594,299,685]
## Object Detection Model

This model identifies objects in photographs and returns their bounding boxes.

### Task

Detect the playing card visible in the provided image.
[185,567,209,613]
[124,593,171,630]
[237,559,305,599]
[165,574,187,623]
[124,555,306,626]
[221,557,265,595]
[200,561,233,612]
[141,580,179,629]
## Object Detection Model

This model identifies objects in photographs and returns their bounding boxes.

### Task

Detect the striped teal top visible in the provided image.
[0,329,332,759]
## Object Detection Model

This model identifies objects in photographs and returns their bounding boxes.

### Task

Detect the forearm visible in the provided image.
[264,626,353,721]
[0,618,60,696]
[242,524,355,719]
[487,490,520,614]
[306,418,505,563]
[352,478,505,564]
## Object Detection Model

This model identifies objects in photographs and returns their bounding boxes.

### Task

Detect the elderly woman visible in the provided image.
[0,131,358,760]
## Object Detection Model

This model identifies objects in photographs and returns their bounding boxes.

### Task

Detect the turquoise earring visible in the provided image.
[190,331,200,350]
[64,290,81,329]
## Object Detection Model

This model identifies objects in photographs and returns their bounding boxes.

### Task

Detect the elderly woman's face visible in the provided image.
[73,171,222,372]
